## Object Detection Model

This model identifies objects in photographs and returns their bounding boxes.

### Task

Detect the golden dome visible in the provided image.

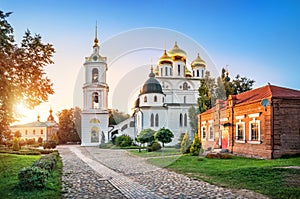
[185,67,192,77]
[168,42,187,59]
[191,53,206,69]
[158,50,172,65]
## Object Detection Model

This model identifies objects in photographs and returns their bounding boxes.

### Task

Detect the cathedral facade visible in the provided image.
[80,32,206,146]
[130,42,206,145]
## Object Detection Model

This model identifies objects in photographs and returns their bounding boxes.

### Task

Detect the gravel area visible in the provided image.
[58,145,268,199]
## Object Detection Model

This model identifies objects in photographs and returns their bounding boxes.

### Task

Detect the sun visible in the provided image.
[14,103,38,124]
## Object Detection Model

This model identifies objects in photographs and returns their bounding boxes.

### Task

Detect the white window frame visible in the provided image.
[208,124,214,141]
[249,119,261,144]
[201,126,206,140]
[236,120,245,143]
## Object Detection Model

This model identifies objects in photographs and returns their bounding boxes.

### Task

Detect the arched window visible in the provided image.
[179,114,183,127]
[197,70,200,77]
[201,70,204,78]
[184,96,186,103]
[165,67,168,76]
[162,97,165,103]
[161,68,163,76]
[193,71,195,77]
[41,130,43,134]
[92,92,99,109]
[170,68,172,76]
[150,114,154,127]
[33,129,35,135]
[184,113,187,127]
[144,96,147,103]
[155,114,159,127]
[154,95,157,102]
[183,82,188,90]
[178,65,181,76]
[92,68,99,82]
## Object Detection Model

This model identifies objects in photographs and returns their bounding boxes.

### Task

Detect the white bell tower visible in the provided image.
[81,25,109,146]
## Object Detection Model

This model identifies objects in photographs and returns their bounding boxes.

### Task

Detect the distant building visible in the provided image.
[10,108,59,141]
[198,84,300,159]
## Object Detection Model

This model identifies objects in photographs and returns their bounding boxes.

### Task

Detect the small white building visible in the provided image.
[10,108,59,142]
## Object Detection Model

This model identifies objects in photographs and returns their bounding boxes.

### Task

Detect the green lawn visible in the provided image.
[147,155,300,199]
[0,153,62,199]
[129,147,181,158]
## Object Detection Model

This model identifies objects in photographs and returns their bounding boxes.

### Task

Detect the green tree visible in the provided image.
[188,106,199,136]
[74,107,82,139]
[190,134,202,156]
[115,134,133,147]
[57,108,81,144]
[136,128,155,149]
[180,131,190,154]
[198,71,216,113]
[155,128,174,148]
[0,11,55,133]
[12,137,20,151]
[232,74,255,94]
[109,109,130,125]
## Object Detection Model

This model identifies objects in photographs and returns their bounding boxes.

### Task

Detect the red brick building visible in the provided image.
[198,84,300,159]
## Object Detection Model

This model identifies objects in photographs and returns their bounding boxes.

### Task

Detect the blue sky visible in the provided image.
[1,0,300,122]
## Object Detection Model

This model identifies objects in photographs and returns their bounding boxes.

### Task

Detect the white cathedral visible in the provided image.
[81,33,206,146]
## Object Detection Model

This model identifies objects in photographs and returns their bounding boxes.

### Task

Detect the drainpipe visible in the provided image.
[271,98,274,159]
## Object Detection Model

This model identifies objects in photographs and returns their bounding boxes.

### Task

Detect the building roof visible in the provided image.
[140,68,163,95]
[233,84,300,106]
[201,84,300,115]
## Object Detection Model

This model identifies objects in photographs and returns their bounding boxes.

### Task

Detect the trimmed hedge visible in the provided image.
[148,142,162,152]
[18,152,59,190]
[205,153,233,159]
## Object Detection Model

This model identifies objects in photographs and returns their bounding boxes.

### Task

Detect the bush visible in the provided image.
[26,138,36,146]
[190,135,202,156]
[43,140,57,149]
[180,132,191,154]
[148,142,162,152]
[206,153,233,159]
[12,137,20,151]
[38,137,43,144]
[18,166,49,190]
[115,135,133,147]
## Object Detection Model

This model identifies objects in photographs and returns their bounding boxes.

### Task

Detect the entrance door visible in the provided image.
[221,126,229,149]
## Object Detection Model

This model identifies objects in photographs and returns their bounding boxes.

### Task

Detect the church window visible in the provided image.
[161,68,163,76]
[155,114,159,127]
[41,130,43,134]
[179,114,183,127]
[154,95,157,102]
[170,68,172,76]
[184,96,186,103]
[201,70,204,78]
[33,130,35,135]
[193,71,195,77]
[197,70,199,77]
[144,96,147,103]
[92,68,99,82]
[162,97,165,103]
[178,65,180,76]
[165,67,168,76]
[184,113,187,127]
[183,82,188,90]
[25,130,28,135]
[150,114,154,127]
[92,92,100,109]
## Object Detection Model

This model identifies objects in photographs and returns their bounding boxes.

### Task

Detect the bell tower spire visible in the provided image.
[93,21,99,47]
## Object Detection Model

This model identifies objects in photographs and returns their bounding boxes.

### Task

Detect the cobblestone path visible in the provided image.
[58,145,268,199]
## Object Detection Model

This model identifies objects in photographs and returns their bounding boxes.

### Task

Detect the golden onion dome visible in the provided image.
[158,50,172,65]
[185,67,192,77]
[168,42,187,59]
[191,53,206,69]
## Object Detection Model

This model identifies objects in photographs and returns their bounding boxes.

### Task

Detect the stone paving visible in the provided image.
[58,145,268,199]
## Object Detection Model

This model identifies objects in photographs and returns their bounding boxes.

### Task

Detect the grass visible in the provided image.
[0,153,62,199]
[147,154,300,199]
[129,147,181,158]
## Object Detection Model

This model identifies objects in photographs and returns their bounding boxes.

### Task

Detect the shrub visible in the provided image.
[43,140,57,149]
[206,153,233,159]
[26,138,36,146]
[180,132,191,154]
[190,134,202,156]
[12,137,20,151]
[115,135,133,147]
[18,166,49,190]
[38,137,43,144]
[148,142,162,152]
